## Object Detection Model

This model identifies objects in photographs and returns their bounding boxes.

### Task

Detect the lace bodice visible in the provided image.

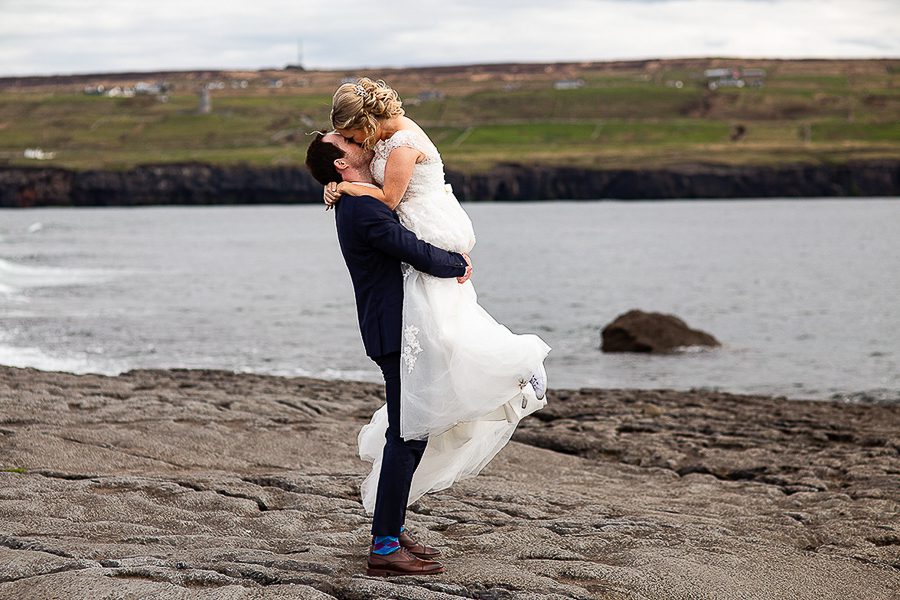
[371,129,476,254]
[371,129,445,197]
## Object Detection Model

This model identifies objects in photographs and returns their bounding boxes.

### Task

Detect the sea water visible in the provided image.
[1,198,898,403]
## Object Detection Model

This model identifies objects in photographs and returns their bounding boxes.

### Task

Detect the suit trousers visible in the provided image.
[370,351,428,536]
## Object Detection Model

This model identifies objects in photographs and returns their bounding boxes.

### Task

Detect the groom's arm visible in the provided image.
[354,196,468,279]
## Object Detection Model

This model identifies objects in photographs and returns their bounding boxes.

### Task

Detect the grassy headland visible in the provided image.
[0,58,898,174]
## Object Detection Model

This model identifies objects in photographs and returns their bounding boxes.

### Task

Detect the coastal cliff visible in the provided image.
[0,366,897,599]
[1,160,898,207]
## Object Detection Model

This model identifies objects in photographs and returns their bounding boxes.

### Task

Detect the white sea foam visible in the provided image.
[0,344,125,375]
[0,310,35,318]
[237,365,382,383]
[0,257,113,296]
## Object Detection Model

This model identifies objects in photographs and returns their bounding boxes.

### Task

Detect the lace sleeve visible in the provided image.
[380,130,439,163]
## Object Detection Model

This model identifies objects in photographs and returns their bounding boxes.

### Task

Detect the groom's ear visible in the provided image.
[334,158,349,172]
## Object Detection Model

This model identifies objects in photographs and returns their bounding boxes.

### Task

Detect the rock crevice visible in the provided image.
[0,365,897,599]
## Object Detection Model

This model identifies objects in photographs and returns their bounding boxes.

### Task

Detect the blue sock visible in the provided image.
[372,535,400,555]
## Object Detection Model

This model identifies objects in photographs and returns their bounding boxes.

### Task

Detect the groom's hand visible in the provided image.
[457,253,473,284]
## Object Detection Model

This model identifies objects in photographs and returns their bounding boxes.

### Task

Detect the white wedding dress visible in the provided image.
[356,129,552,516]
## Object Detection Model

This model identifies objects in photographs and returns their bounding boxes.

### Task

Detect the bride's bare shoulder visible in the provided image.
[397,118,435,143]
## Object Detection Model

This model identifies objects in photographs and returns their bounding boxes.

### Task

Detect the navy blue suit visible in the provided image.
[334,194,467,359]
[333,193,467,537]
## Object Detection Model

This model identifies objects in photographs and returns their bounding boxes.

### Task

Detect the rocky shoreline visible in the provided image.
[1,159,898,207]
[0,365,897,599]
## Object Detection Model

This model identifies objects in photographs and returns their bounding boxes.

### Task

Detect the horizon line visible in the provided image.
[2,55,899,81]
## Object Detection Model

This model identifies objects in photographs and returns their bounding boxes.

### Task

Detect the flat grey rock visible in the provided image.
[0,366,897,599]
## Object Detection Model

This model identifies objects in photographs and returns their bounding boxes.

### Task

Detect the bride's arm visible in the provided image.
[335,146,422,211]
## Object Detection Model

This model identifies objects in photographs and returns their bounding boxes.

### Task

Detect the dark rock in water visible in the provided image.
[601,309,720,353]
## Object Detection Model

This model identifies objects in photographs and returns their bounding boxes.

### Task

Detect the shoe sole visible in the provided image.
[535,363,548,400]
[366,565,444,577]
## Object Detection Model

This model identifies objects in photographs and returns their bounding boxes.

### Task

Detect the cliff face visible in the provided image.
[0,163,323,208]
[1,160,898,207]
[447,160,900,201]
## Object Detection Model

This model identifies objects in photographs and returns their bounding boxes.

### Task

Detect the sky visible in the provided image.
[0,0,898,76]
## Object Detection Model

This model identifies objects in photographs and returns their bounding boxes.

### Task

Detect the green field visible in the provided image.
[0,59,897,172]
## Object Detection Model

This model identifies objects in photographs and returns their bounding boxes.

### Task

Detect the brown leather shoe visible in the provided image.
[366,545,444,577]
[399,529,442,559]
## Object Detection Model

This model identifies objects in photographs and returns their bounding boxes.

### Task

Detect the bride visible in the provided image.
[323,78,551,515]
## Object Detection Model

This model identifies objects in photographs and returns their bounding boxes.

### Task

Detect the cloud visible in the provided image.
[0,0,897,76]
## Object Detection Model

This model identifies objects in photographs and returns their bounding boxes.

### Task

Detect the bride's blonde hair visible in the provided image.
[331,77,405,150]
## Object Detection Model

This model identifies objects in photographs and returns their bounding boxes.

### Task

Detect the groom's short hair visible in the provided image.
[305,131,344,185]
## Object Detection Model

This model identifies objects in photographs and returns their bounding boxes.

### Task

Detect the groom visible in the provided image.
[305,131,471,577]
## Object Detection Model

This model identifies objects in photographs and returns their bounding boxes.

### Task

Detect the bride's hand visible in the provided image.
[457,253,473,284]
[324,182,342,209]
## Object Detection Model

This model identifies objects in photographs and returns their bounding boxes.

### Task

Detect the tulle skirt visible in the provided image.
[357,269,551,515]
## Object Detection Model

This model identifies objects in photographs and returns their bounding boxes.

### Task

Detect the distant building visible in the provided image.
[84,82,169,98]
[709,79,745,90]
[24,148,55,160]
[104,86,134,97]
[740,68,766,88]
[134,81,169,95]
[417,90,444,102]
[554,79,585,90]
[704,67,766,90]
[704,68,734,79]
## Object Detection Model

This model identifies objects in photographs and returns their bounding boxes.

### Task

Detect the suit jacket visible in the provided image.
[334,194,468,359]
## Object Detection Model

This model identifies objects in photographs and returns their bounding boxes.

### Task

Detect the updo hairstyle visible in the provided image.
[330,78,405,150]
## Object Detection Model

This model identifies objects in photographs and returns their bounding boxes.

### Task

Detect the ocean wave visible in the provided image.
[237,365,382,383]
[830,389,900,406]
[0,344,126,375]
[0,257,113,295]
